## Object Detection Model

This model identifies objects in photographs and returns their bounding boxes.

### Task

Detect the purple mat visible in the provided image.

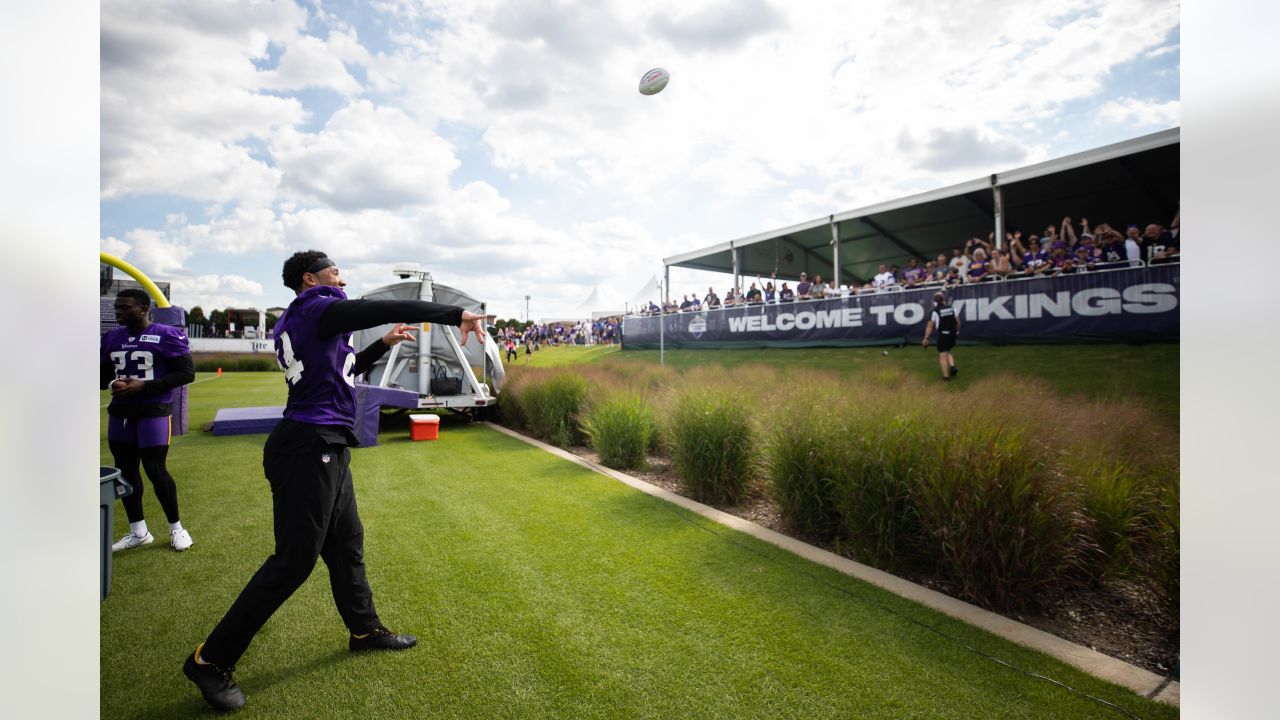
[211,406,285,436]
[211,385,420,443]
[353,384,421,447]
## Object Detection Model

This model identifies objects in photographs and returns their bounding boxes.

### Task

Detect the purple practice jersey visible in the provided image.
[101,322,191,407]
[274,285,358,427]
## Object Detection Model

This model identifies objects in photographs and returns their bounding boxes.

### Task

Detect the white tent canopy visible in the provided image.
[571,284,624,319]
[625,275,661,311]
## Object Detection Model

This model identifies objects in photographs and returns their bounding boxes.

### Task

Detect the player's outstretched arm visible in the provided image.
[319,298,465,337]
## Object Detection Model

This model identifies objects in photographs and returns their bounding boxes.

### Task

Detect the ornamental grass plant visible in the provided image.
[666,387,755,503]
[520,371,589,448]
[910,421,1082,609]
[582,391,653,470]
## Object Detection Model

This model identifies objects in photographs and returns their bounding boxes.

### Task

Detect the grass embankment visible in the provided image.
[514,343,1178,426]
[100,371,1175,719]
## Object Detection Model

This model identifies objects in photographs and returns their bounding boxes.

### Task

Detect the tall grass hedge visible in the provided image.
[193,353,279,372]
[496,358,1178,617]
[583,392,652,469]
[911,424,1081,608]
[667,388,753,503]
[765,410,845,540]
[829,412,931,571]
[520,372,589,448]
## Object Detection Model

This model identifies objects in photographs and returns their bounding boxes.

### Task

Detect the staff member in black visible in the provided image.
[922,291,960,381]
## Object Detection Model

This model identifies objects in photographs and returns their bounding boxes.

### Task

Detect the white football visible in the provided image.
[638,68,670,95]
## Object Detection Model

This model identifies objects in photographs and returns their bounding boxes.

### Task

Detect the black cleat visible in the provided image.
[349,625,418,652]
[950,366,958,377]
[183,651,246,712]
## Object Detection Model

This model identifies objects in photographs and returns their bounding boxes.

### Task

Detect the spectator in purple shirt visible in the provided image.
[901,257,925,287]
[184,251,493,712]
[1022,238,1051,275]
[796,272,812,298]
[1097,229,1126,265]
[967,248,991,282]
[1049,245,1072,274]
[1072,245,1096,272]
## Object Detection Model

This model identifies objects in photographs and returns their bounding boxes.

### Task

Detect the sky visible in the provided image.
[99,0,1180,321]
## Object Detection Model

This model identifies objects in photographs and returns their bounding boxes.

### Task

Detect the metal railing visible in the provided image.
[622,258,1178,319]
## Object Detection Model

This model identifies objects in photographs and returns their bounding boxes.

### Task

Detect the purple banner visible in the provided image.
[622,265,1179,349]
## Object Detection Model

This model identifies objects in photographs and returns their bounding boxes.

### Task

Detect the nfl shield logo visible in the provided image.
[687,313,707,340]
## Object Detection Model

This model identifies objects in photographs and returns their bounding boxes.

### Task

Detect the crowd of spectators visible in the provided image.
[494,317,623,360]
[633,211,1178,316]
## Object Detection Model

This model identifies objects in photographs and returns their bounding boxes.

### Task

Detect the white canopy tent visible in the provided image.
[574,285,625,319]
[625,275,661,313]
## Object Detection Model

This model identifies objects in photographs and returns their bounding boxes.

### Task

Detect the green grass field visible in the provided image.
[101,367,1177,719]
[515,343,1179,425]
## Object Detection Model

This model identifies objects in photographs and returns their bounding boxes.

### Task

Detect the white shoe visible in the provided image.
[170,528,194,552]
[111,531,154,552]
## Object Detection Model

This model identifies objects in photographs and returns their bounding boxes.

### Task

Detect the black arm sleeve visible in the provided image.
[141,354,196,395]
[352,339,392,378]
[101,361,116,390]
[318,299,465,338]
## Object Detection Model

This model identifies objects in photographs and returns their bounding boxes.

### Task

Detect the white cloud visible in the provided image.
[101,0,308,204]
[280,207,418,260]
[122,229,193,275]
[257,33,362,94]
[902,126,1032,172]
[272,101,459,211]
[1097,97,1181,127]
[100,236,131,258]
[180,204,286,255]
[178,273,264,297]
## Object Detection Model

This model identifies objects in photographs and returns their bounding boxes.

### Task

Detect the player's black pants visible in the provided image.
[109,442,182,525]
[201,420,381,667]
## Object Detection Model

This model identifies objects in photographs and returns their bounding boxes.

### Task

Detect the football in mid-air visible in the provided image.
[639,68,670,95]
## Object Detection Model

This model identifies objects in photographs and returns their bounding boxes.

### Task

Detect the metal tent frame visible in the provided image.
[661,128,1179,297]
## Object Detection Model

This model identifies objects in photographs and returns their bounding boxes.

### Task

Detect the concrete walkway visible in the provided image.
[486,423,1179,707]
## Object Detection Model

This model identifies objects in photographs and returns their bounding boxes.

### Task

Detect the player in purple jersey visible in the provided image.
[100,289,196,553]
[184,251,494,712]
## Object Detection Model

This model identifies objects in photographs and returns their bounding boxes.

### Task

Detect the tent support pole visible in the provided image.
[830,216,840,289]
[731,241,740,291]
[992,175,1004,250]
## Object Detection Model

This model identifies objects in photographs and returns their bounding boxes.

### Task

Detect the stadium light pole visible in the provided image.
[524,295,530,324]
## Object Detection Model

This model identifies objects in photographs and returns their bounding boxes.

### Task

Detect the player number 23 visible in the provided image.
[109,350,154,380]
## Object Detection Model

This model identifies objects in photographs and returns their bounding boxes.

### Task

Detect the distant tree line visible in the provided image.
[186,306,278,338]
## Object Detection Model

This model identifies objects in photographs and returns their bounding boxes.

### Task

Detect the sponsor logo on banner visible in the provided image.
[688,313,707,339]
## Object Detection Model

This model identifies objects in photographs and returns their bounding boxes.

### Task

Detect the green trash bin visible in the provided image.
[100,467,133,601]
